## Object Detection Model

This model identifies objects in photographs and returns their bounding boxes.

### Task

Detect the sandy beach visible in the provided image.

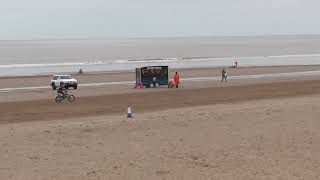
[0,65,320,179]
[2,0,320,178]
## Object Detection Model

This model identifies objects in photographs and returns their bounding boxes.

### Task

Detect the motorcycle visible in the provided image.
[55,93,76,103]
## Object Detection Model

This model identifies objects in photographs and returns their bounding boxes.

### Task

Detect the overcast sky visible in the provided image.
[0,0,319,40]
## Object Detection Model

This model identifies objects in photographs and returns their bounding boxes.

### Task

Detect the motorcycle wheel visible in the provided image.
[68,95,76,102]
[55,95,62,103]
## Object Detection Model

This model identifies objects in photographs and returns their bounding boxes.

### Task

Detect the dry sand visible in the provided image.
[1,95,320,179]
[1,66,320,179]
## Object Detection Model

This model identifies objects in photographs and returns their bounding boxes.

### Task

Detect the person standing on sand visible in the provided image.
[221,68,227,83]
[174,72,180,88]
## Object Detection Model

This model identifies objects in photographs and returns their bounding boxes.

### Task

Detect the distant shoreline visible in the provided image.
[1,54,320,77]
[0,64,320,79]
[1,34,320,42]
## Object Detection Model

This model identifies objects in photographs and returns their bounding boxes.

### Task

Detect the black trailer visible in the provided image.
[136,66,169,88]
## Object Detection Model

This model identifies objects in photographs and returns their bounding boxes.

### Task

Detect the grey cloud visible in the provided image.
[0,0,319,39]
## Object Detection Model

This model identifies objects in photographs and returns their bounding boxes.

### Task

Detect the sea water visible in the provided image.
[1,35,320,76]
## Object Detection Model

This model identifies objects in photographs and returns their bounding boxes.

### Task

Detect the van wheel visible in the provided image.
[74,86,78,90]
[51,83,56,90]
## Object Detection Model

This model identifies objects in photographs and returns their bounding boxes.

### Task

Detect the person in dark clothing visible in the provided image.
[57,82,67,96]
[221,68,227,83]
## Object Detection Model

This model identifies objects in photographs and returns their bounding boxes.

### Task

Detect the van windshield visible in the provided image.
[60,76,71,79]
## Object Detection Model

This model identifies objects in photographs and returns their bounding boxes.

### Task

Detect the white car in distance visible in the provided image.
[51,75,78,90]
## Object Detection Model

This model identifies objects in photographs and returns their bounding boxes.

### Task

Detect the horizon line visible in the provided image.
[0,33,320,41]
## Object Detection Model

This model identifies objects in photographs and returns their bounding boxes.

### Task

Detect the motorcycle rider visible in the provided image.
[57,82,67,97]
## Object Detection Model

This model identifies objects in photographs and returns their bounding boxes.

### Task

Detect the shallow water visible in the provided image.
[1,35,320,76]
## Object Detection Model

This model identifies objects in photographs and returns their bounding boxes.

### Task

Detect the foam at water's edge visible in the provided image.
[0,61,109,68]
[1,54,320,77]
[1,54,320,69]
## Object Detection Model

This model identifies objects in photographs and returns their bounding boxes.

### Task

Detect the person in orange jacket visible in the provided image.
[174,72,180,88]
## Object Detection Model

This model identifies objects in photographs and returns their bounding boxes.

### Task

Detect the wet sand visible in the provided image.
[1,78,320,123]
[1,65,320,89]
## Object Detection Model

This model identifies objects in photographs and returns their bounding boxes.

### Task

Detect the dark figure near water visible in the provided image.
[221,68,227,83]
